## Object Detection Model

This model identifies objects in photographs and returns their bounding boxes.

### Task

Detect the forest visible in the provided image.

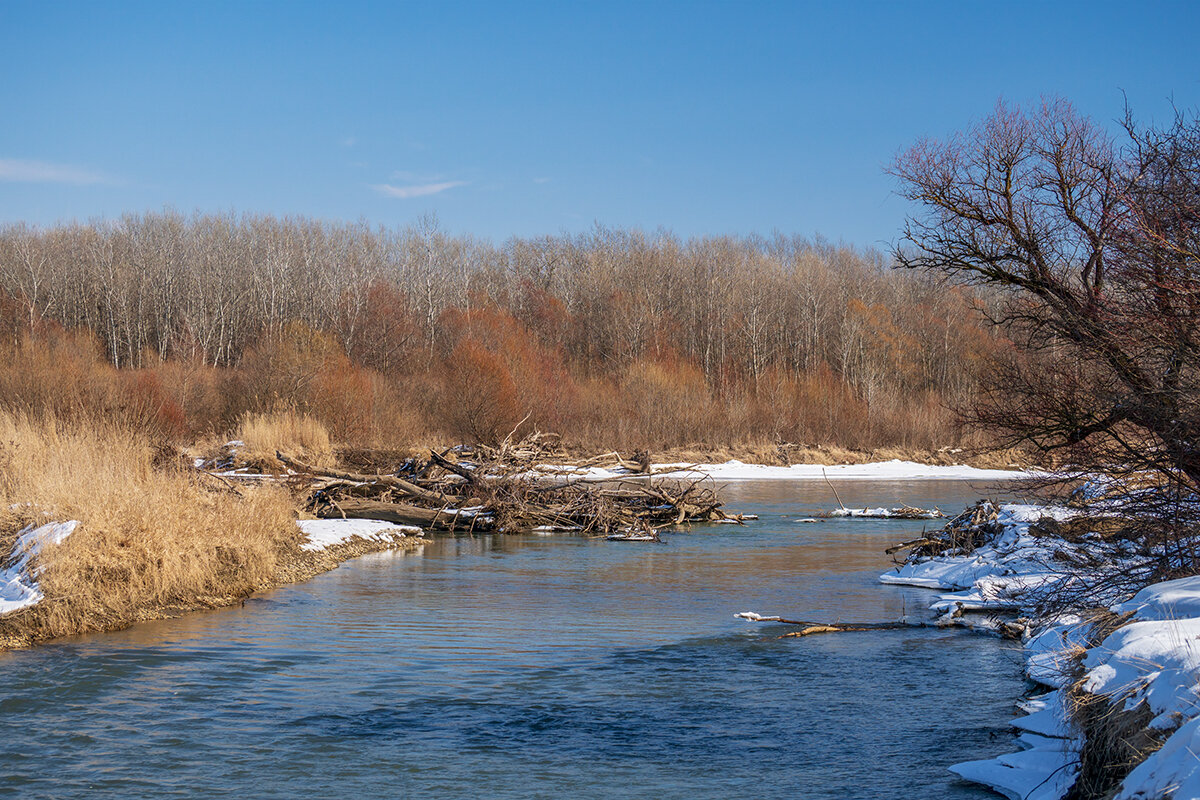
[0,213,1001,453]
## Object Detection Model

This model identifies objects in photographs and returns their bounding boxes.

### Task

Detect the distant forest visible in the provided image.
[0,212,1001,451]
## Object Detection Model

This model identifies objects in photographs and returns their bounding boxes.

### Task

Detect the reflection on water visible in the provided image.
[0,480,1024,799]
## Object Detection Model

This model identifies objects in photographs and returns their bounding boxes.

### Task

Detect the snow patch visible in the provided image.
[1,520,77,615]
[1112,575,1200,622]
[660,458,1030,481]
[297,519,423,552]
[829,506,944,519]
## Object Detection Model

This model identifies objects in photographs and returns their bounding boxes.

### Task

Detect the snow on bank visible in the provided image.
[1,521,77,615]
[0,518,422,619]
[538,459,1031,484]
[878,503,1126,613]
[663,459,1030,481]
[297,519,423,552]
[882,504,1200,800]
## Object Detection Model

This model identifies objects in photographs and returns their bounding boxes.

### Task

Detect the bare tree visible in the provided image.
[892,98,1200,491]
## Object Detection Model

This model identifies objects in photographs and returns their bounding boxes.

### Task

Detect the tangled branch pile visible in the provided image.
[885,501,1005,558]
[280,433,744,536]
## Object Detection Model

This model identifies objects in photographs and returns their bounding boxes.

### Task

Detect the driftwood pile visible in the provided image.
[279,433,747,536]
[885,500,1003,559]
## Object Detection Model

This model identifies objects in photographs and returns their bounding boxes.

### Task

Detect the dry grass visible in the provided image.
[234,409,335,470]
[1056,610,1165,800]
[0,412,299,644]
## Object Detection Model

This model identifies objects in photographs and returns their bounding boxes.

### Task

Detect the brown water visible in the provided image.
[0,479,1023,799]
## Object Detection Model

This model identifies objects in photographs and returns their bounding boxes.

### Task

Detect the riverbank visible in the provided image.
[881,499,1200,799]
[0,414,427,650]
[0,516,426,651]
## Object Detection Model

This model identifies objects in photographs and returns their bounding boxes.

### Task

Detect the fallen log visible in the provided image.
[884,536,944,555]
[428,449,487,487]
[315,498,491,530]
[733,608,1017,637]
[277,452,450,506]
[735,611,915,636]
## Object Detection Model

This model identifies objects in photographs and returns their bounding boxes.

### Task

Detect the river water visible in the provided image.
[0,479,1026,799]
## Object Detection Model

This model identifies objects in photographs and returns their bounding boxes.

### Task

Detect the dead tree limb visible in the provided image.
[277,452,450,505]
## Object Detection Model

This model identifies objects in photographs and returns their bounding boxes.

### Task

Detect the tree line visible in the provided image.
[0,213,1000,450]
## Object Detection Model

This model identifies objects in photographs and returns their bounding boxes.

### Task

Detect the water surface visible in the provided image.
[0,479,1025,799]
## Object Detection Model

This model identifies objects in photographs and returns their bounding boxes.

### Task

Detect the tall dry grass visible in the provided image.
[234,409,335,469]
[0,412,298,641]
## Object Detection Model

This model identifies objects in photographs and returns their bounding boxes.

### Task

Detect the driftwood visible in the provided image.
[822,468,846,510]
[886,500,1003,559]
[735,609,1022,638]
[735,612,916,636]
[315,498,476,529]
[884,536,943,555]
[281,432,743,536]
[277,452,450,505]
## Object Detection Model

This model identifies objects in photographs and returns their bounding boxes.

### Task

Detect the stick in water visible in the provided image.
[822,468,846,510]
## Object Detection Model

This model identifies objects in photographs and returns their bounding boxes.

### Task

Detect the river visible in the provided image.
[0,479,1024,799]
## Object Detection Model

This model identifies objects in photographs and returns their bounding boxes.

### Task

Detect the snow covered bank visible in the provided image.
[879,503,1136,612]
[539,459,1031,484]
[297,519,424,552]
[882,503,1200,800]
[0,521,77,616]
[676,459,1031,481]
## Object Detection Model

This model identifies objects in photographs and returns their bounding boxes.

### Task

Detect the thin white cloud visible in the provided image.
[340,136,358,148]
[533,177,551,184]
[372,180,467,199]
[0,158,111,185]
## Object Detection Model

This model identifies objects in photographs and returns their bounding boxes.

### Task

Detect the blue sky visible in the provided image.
[2,1,1198,247]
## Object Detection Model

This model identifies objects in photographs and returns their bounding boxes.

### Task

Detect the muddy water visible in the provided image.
[0,479,1023,799]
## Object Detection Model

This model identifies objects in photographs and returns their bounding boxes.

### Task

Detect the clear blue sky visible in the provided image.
[2,1,1197,248]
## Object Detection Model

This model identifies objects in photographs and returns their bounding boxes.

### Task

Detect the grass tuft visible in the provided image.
[234,409,335,470]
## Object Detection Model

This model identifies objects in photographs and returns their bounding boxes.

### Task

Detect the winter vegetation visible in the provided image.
[0,217,1001,454]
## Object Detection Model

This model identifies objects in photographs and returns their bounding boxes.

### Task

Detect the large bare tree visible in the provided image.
[892,99,1200,491]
